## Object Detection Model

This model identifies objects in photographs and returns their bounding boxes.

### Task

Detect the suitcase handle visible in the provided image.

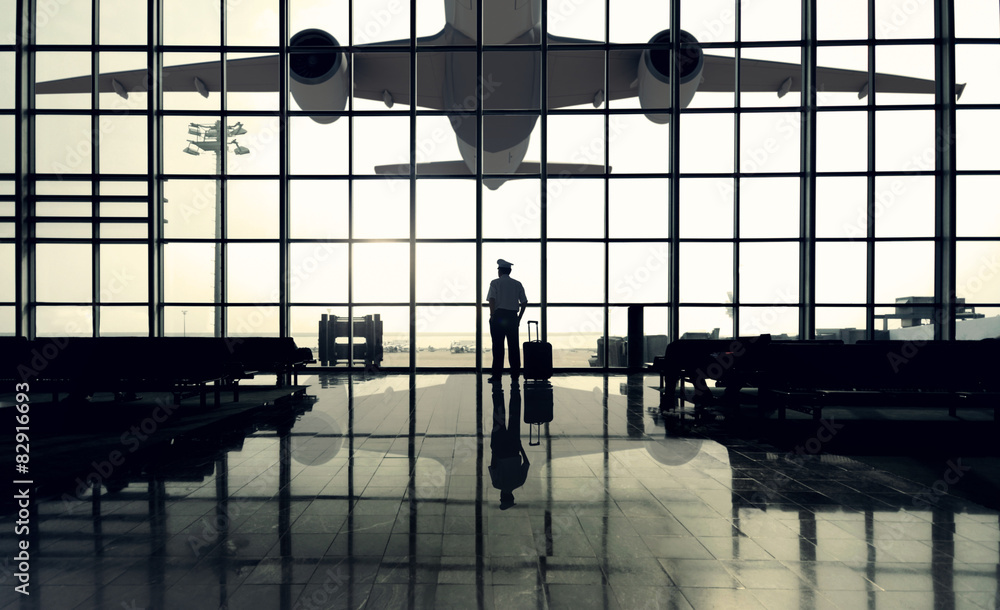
[527,320,539,343]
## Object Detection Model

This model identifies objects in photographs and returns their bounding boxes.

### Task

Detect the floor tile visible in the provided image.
[5,373,998,610]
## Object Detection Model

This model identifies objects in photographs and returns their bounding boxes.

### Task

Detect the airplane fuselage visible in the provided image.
[442,0,545,185]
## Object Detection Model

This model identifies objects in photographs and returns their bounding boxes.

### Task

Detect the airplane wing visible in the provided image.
[546,34,641,108]
[704,54,964,99]
[34,34,452,109]
[34,55,281,97]
[544,37,961,110]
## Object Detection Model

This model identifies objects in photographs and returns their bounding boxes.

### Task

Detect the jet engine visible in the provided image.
[289,29,349,123]
[637,29,704,124]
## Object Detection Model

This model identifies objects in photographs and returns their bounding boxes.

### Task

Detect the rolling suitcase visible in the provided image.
[522,321,553,380]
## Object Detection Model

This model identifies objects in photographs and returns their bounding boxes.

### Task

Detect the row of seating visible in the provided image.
[0,336,314,406]
[654,335,1000,420]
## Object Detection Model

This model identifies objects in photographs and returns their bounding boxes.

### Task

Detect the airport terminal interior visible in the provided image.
[2,0,1000,608]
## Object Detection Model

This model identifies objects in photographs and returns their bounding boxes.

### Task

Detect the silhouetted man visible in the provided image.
[487,258,527,383]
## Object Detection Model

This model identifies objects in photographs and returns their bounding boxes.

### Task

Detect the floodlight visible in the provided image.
[228,122,246,136]
[183,143,200,156]
[188,126,201,135]
[231,140,250,155]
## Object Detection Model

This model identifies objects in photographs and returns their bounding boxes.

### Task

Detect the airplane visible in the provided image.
[36,0,963,190]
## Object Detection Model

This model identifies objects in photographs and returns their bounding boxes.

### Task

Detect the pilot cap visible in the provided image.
[497,259,513,269]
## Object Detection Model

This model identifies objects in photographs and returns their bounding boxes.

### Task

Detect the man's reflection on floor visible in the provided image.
[489,382,530,510]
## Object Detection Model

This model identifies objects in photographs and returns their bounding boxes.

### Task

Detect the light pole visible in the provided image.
[182,122,251,337]
[182,310,188,337]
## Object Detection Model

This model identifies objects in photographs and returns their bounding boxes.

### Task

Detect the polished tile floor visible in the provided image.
[2,373,999,609]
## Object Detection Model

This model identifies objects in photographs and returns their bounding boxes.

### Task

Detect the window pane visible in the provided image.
[547,243,604,303]
[740,178,799,238]
[875,46,935,104]
[228,306,280,337]
[609,0,667,43]
[680,243,732,304]
[99,116,148,174]
[874,176,933,238]
[546,114,605,167]
[680,179,733,239]
[354,180,409,239]
[874,0,933,40]
[875,241,934,303]
[164,0,219,45]
[956,45,1000,105]
[0,116,12,173]
[680,113,734,173]
[358,306,408,367]
[415,306,475,368]
[228,243,279,303]
[0,244,13,301]
[608,242,669,304]
[416,243,476,304]
[739,112,799,172]
[228,180,279,239]
[547,306,603,368]
[742,0,799,41]
[99,307,148,336]
[164,180,219,239]
[816,307,867,343]
[548,179,604,239]
[817,177,867,239]
[227,116,280,175]
[354,243,410,303]
[957,176,1000,237]
[291,180,349,239]
[165,243,217,303]
[956,241,1000,304]
[483,179,541,239]
[956,1,1000,38]
[36,2,91,45]
[290,116,349,175]
[291,306,346,362]
[290,243,348,304]
[100,244,148,303]
[816,242,867,304]
[353,116,409,176]
[609,115,669,174]
[37,244,91,302]
[738,306,798,338]
[0,308,13,336]
[817,112,867,172]
[35,115,92,174]
[739,242,798,304]
[165,116,220,174]
[681,0,735,44]
[958,110,1000,171]
[227,0,279,47]
[36,306,92,336]
[164,306,216,337]
[99,0,146,45]
[678,307,733,340]
[818,0,867,39]
[609,179,668,238]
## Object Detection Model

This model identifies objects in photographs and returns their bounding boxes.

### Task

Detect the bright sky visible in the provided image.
[1,0,999,343]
